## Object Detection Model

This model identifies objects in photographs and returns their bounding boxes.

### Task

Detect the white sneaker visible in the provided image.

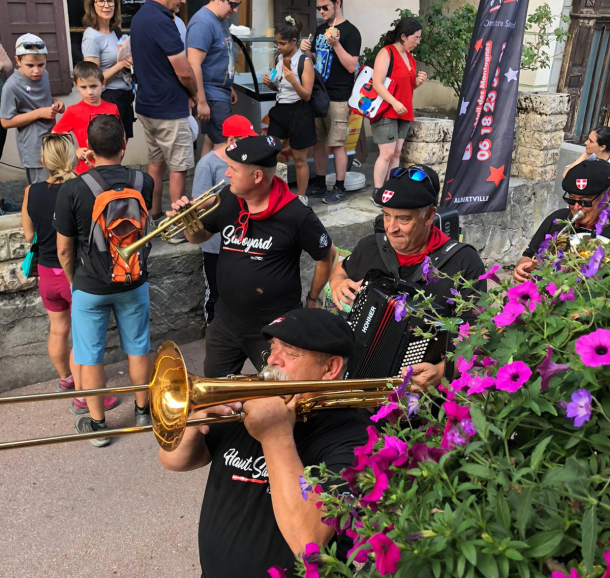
[298,195,309,207]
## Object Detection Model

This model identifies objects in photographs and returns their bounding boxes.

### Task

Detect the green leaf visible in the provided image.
[523,399,541,416]
[589,433,610,450]
[478,553,499,578]
[456,554,466,578]
[469,406,489,441]
[582,506,597,573]
[432,558,441,578]
[495,494,511,532]
[461,463,493,479]
[530,435,553,472]
[543,466,581,485]
[460,541,477,565]
[516,488,534,538]
[504,548,524,561]
[528,530,564,558]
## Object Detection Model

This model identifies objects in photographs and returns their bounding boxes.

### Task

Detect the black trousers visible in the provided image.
[202,252,219,325]
[203,314,269,378]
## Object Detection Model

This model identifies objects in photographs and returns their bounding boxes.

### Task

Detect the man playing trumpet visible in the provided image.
[158,308,369,578]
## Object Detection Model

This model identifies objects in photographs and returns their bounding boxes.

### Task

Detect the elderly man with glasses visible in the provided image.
[329,164,486,390]
[514,160,610,283]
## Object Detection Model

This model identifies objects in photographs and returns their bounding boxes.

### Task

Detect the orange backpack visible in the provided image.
[80,168,151,284]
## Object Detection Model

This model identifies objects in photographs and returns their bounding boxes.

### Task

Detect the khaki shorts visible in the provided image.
[315,101,350,147]
[371,117,411,145]
[138,115,195,172]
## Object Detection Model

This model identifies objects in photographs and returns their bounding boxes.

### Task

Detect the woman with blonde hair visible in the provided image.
[81,0,135,139]
[21,133,118,413]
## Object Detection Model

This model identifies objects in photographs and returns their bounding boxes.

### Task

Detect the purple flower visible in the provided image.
[406,444,445,470]
[459,418,476,437]
[537,233,558,257]
[546,282,574,301]
[581,245,606,278]
[596,207,609,236]
[495,361,532,392]
[368,533,401,576]
[446,426,467,447]
[299,476,313,501]
[537,346,570,391]
[394,294,408,322]
[493,299,526,327]
[371,402,403,424]
[507,281,543,312]
[441,401,472,449]
[565,389,592,428]
[479,264,501,284]
[446,287,459,305]
[406,393,419,418]
[575,328,610,367]
[394,366,414,397]
[421,256,439,284]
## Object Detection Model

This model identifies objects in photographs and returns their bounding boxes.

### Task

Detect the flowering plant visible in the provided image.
[295,232,610,577]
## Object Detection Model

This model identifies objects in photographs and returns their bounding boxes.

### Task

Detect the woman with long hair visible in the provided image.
[81,0,135,140]
[371,17,427,203]
[21,133,118,413]
[563,126,610,178]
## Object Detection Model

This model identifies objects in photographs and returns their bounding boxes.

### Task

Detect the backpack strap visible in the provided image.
[127,168,144,193]
[374,215,401,281]
[386,45,395,78]
[80,168,110,198]
[297,53,307,82]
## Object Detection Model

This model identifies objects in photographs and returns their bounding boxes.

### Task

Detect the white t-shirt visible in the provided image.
[272,49,309,104]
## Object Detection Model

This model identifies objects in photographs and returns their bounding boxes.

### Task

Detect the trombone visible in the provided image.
[0,341,402,452]
[116,180,225,263]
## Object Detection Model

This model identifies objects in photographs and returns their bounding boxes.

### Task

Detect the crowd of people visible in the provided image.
[0,0,609,576]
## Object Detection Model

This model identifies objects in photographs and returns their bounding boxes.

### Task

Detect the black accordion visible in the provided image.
[344,271,449,379]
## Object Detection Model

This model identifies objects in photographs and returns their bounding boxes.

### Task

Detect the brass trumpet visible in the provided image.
[0,341,402,452]
[116,181,225,263]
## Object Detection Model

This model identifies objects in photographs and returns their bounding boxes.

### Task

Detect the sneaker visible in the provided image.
[58,376,75,392]
[0,198,22,214]
[75,416,111,447]
[298,195,309,207]
[306,183,327,198]
[322,186,347,205]
[135,411,151,427]
[371,188,381,207]
[151,212,165,227]
[70,395,120,415]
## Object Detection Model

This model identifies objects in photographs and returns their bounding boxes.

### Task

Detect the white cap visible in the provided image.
[15,34,48,56]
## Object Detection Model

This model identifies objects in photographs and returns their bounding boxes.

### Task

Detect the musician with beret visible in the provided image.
[329,165,486,390]
[158,308,369,578]
[514,160,610,283]
[171,135,336,378]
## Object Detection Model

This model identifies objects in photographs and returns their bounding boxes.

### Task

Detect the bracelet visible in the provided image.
[306,292,320,303]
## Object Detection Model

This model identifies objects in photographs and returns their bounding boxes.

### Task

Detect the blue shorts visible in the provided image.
[200,99,232,144]
[71,283,151,366]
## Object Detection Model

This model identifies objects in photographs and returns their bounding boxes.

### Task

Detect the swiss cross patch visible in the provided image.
[576,179,587,190]
[227,142,237,151]
[382,190,395,203]
[267,136,276,147]
[269,317,284,325]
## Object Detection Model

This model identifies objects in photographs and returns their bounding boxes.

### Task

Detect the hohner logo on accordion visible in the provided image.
[344,271,449,380]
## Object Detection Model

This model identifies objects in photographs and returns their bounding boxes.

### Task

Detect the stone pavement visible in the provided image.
[0,339,257,578]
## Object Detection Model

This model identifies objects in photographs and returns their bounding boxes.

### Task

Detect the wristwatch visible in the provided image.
[306,292,322,305]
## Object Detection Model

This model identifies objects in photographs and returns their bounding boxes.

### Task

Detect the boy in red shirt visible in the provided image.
[53,61,119,173]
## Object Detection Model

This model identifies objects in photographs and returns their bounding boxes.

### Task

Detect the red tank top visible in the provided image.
[383,44,416,122]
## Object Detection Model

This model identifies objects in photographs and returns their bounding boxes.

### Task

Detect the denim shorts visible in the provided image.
[200,99,232,144]
[71,283,151,365]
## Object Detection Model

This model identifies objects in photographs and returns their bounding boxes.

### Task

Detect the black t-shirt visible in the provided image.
[28,181,62,268]
[198,409,370,578]
[53,165,154,295]
[312,20,361,102]
[523,208,610,258]
[342,234,487,316]
[200,186,332,335]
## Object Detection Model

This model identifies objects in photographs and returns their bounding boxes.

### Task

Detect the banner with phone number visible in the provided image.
[440,0,530,215]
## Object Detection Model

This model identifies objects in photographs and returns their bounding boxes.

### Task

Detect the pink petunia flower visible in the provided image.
[302,543,321,578]
[537,346,570,391]
[368,533,401,576]
[575,328,610,367]
[268,567,287,578]
[565,389,592,428]
[457,322,471,342]
[346,523,370,563]
[360,461,389,504]
[456,356,475,374]
[493,299,526,327]
[495,361,532,392]
[552,570,581,578]
[507,280,542,312]
[441,401,471,449]
[479,264,502,284]
[370,403,402,424]
[466,375,495,396]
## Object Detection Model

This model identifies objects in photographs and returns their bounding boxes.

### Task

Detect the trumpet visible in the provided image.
[555,209,585,250]
[0,341,402,452]
[116,181,225,263]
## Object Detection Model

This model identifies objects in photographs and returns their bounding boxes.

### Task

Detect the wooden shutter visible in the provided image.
[0,0,72,95]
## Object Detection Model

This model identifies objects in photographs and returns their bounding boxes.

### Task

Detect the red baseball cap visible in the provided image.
[222,115,258,138]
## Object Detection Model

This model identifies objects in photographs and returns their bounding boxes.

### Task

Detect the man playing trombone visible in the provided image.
[171,135,336,378]
[158,308,369,578]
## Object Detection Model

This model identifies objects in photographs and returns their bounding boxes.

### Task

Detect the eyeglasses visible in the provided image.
[562,192,601,208]
[316,5,331,11]
[94,0,115,5]
[20,41,46,50]
[390,166,436,191]
[221,0,241,9]
[273,40,290,48]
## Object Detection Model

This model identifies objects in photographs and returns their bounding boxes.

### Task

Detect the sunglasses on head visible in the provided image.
[390,166,435,189]
[222,0,241,9]
[562,192,601,208]
[20,41,46,50]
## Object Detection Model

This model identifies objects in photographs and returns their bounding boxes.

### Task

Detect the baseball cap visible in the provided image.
[15,34,48,56]
[222,115,258,138]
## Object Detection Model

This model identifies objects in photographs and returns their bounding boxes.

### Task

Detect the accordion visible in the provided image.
[344,271,449,379]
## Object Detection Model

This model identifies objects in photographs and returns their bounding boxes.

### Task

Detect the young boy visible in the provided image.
[53,61,119,174]
[192,114,257,324]
[0,34,64,185]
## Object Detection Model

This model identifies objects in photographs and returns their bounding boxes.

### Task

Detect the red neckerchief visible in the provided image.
[395,226,450,267]
[235,176,298,241]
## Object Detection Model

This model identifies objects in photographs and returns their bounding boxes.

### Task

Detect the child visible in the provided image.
[0,34,65,185]
[192,114,257,325]
[263,15,316,200]
[21,132,118,412]
[53,61,119,174]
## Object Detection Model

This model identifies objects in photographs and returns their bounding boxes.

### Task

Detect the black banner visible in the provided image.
[441,0,530,214]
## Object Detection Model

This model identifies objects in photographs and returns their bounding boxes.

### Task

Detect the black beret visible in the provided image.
[225,135,282,167]
[261,309,355,357]
[373,164,439,209]
[563,160,610,196]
